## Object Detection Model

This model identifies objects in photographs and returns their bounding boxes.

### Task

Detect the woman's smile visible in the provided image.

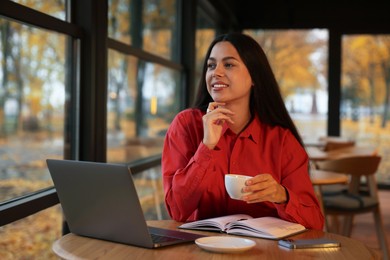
[212,82,229,90]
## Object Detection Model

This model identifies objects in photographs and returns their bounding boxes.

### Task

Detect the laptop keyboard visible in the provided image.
[151,233,182,243]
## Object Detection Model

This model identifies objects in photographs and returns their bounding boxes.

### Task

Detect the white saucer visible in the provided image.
[195,236,256,253]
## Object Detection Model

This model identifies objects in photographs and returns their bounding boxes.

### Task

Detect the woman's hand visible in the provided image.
[242,174,288,204]
[202,102,235,150]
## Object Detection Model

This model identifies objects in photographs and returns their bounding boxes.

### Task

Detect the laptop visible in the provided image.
[46,159,205,248]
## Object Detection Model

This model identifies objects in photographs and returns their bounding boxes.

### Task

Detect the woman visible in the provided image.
[162,32,324,230]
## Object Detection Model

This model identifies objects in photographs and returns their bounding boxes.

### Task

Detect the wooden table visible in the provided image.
[52,220,378,260]
[310,169,349,231]
[303,136,354,149]
[306,145,377,162]
[310,169,348,186]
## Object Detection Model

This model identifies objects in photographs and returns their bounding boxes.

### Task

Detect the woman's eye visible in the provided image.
[224,63,234,68]
[207,63,216,69]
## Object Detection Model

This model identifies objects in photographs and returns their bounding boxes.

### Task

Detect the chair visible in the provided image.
[316,155,389,259]
[319,136,355,151]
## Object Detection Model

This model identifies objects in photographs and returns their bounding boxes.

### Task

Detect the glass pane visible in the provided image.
[341,35,390,185]
[108,0,131,44]
[0,205,62,259]
[108,0,178,60]
[143,0,178,59]
[133,165,169,220]
[10,0,66,21]
[194,8,216,100]
[245,29,329,141]
[107,49,181,163]
[0,18,67,202]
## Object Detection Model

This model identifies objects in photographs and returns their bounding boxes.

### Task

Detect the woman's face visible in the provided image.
[205,41,253,105]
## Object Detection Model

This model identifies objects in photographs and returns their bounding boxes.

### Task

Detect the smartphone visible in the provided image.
[278,238,341,249]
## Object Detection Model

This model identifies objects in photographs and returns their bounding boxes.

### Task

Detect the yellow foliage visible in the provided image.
[342,35,390,106]
[0,206,62,260]
[247,29,325,96]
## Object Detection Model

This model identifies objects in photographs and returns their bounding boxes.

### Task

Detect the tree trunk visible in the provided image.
[0,21,11,136]
[381,65,390,128]
[311,90,318,114]
[368,64,375,125]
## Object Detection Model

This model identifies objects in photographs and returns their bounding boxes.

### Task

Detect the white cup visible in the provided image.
[224,174,252,200]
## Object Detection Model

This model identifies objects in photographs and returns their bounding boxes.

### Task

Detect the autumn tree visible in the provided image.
[376,37,390,128]
[248,30,327,114]
[342,35,390,127]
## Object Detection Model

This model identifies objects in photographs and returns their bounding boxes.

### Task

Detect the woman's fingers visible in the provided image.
[242,174,287,203]
[202,102,235,149]
[206,102,225,112]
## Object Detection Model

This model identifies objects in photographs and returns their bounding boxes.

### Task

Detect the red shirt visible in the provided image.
[162,108,324,230]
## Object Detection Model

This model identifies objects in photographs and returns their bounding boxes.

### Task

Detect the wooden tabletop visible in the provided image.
[52,220,377,260]
[306,145,377,161]
[310,169,348,186]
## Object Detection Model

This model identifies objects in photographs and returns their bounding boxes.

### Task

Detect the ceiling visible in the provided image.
[211,0,390,33]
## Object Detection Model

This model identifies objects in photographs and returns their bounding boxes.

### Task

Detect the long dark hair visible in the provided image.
[193,32,304,147]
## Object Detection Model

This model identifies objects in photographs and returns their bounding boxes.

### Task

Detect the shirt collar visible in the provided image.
[240,116,260,144]
[222,116,261,144]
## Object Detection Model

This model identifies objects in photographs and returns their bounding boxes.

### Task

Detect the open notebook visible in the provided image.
[47,159,204,248]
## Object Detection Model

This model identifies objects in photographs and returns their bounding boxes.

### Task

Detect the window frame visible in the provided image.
[0,0,232,227]
[0,0,82,226]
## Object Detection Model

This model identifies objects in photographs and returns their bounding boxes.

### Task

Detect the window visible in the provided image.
[142,0,178,60]
[107,0,182,163]
[107,50,181,163]
[341,34,390,185]
[245,29,329,141]
[0,1,81,258]
[10,0,66,20]
[108,0,131,44]
[108,0,178,60]
[0,18,68,202]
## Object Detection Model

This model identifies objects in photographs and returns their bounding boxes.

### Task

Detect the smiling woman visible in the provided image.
[162,32,324,230]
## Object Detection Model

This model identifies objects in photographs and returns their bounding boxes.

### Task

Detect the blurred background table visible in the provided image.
[306,145,377,162]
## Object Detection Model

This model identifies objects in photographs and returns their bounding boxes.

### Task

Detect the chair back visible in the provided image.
[316,155,381,197]
[317,155,388,257]
[319,136,355,151]
[315,155,380,176]
[323,140,355,151]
